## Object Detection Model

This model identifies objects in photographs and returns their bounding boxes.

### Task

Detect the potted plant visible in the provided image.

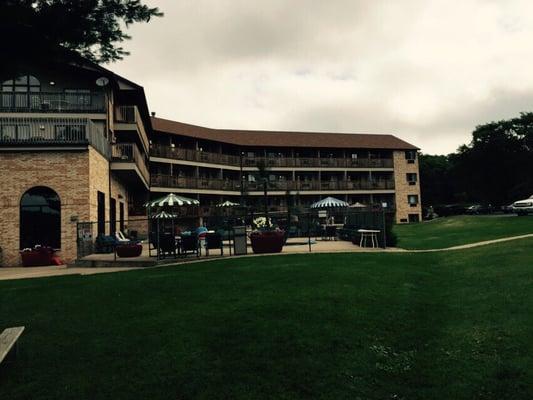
[249,217,285,254]
[20,245,56,267]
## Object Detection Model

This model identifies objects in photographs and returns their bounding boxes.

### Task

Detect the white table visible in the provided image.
[358,229,381,248]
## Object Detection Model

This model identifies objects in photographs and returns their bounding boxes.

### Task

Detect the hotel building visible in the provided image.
[0,62,421,266]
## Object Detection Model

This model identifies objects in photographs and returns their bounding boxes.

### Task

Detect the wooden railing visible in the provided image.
[114,105,150,153]
[0,92,105,112]
[111,143,150,184]
[0,116,109,157]
[151,174,395,191]
[150,144,241,166]
[150,144,393,168]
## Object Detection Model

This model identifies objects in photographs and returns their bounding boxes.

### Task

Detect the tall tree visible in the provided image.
[420,112,533,207]
[1,0,163,71]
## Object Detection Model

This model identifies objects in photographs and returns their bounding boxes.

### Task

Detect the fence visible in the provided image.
[76,206,393,261]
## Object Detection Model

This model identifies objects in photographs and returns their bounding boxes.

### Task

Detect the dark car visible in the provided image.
[433,204,468,217]
[465,204,493,215]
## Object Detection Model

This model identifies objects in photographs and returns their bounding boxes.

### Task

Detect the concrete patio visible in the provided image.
[0,238,399,280]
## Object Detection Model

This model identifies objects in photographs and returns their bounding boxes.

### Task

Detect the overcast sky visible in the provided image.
[110,0,533,154]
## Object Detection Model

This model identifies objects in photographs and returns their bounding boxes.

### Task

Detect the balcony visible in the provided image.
[150,144,241,167]
[0,92,105,113]
[114,105,150,153]
[243,156,394,168]
[111,143,150,189]
[151,174,242,192]
[149,144,393,169]
[0,116,109,156]
[150,174,395,192]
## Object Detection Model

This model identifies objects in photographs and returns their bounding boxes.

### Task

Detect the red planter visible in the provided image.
[20,247,55,267]
[116,243,143,258]
[250,230,285,254]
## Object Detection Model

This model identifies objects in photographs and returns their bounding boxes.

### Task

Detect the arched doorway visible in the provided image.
[20,186,61,249]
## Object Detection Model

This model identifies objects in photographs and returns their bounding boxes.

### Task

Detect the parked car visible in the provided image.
[433,204,468,217]
[465,204,493,215]
[512,195,533,216]
[501,203,515,214]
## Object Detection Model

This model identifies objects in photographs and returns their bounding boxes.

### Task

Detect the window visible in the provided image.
[408,214,420,223]
[2,75,40,93]
[54,125,86,141]
[20,186,60,249]
[97,191,105,236]
[110,198,116,234]
[1,125,30,140]
[119,202,125,232]
[406,173,417,185]
[64,89,91,107]
[405,150,417,163]
[408,195,419,207]
[2,75,40,109]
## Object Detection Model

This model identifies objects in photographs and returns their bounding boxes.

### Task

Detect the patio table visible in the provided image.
[358,229,381,248]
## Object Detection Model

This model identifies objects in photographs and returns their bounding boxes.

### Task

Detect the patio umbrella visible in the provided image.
[216,200,240,207]
[310,196,349,209]
[349,202,367,208]
[151,210,178,219]
[144,193,200,208]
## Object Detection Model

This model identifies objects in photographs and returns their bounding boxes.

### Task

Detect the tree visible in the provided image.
[1,0,163,70]
[419,112,533,207]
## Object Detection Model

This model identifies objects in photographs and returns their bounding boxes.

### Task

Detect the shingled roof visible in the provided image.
[151,117,418,150]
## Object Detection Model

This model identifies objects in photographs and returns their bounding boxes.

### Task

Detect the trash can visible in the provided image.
[233,226,247,255]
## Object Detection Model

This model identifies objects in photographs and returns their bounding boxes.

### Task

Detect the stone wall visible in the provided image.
[392,150,422,223]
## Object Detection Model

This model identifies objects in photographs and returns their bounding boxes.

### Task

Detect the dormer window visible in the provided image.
[1,75,40,93]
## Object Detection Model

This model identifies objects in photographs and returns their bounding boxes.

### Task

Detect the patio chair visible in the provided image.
[181,234,200,257]
[115,231,131,243]
[325,225,337,241]
[205,232,223,256]
[95,234,116,253]
[158,233,177,259]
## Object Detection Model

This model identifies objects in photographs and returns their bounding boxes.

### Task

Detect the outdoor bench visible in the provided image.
[0,326,25,365]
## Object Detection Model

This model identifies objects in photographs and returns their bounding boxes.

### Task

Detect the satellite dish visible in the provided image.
[95,77,110,87]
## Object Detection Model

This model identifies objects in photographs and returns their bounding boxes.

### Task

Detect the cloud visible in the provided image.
[109,0,533,154]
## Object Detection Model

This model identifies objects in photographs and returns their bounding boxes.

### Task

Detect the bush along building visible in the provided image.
[0,61,421,266]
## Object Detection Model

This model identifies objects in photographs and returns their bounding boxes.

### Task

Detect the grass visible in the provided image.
[1,239,533,399]
[394,214,533,249]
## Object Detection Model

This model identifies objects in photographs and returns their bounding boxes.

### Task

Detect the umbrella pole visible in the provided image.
[148,205,151,257]
[156,217,160,261]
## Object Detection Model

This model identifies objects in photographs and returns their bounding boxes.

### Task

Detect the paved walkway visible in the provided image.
[1,233,532,281]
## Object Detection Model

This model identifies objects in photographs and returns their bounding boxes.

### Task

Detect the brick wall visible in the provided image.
[88,147,130,235]
[0,147,135,267]
[393,150,422,223]
[0,151,90,266]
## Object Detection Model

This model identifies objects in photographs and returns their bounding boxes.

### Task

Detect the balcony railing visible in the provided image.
[111,143,150,184]
[149,144,393,168]
[0,116,109,157]
[0,92,105,113]
[243,156,393,168]
[114,105,150,153]
[151,174,395,191]
[150,144,241,166]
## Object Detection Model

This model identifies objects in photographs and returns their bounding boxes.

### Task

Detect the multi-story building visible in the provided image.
[0,60,421,266]
[149,118,422,223]
[0,60,151,266]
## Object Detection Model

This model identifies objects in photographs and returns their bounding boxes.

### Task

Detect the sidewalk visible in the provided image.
[2,233,532,281]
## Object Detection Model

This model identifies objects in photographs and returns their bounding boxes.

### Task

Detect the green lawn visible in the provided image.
[1,239,533,399]
[394,214,533,249]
